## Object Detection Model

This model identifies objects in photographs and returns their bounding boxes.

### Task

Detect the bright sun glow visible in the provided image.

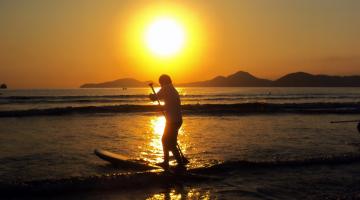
[145,17,186,57]
[121,4,205,78]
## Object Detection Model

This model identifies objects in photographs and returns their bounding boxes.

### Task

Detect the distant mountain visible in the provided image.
[180,71,272,87]
[80,71,360,88]
[273,72,360,87]
[80,78,149,88]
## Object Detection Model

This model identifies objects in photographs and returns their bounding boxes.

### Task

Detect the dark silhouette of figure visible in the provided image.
[0,83,7,89]
[149,75,185,170]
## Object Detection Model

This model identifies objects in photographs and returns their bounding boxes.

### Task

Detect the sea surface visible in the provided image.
[1,87,360,199]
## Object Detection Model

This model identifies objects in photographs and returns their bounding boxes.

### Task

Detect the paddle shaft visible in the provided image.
[330,120,360,123]
[149,84,164,115]
[148,83,187,163]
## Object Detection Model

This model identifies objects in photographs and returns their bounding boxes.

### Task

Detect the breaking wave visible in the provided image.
[0,102,359,117]
[1,94,359,104]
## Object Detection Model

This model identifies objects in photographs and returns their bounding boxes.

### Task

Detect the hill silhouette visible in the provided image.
[80,71,360,88]
[80,78,149,88]
[273,72,360,87]
[180,71,272,87]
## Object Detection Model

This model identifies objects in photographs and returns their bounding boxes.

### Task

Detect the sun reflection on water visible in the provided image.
[143,116,187,164]
[146,188,211,200]
[147,116,166,163]
[151,116,166,136]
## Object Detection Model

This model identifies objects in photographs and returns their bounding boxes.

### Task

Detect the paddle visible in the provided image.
[148,83,189,164]
[330,120,360,134]
[330,120,360,123]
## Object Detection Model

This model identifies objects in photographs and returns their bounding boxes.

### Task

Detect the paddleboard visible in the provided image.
[94,149,158,170]
[94,149,187,173]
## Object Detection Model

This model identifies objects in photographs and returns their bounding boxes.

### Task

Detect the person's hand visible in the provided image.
[149,93,156,101]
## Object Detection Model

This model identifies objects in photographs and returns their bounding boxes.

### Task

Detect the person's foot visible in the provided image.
[182,157,190,165]
[156,162,169,170]
[175,164,186,171]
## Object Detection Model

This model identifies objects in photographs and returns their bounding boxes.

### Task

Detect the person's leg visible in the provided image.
[169,122,184,166]
[161,135,170,165]
[160,124,171,169]
[170,145,183,165]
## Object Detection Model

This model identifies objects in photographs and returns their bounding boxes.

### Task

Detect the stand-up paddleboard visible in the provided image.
[94,149,187,173]
[94,149,158,170]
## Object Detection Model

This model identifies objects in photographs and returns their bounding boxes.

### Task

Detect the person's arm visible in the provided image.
[149,88,164,101]
[149,93,157,101]
[156,88,165,100]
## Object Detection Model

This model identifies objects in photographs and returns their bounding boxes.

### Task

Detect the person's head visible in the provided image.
[159,74,172,86]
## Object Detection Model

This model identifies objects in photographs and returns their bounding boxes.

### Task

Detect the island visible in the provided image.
[80,78,151,88]
[80,71,360,88]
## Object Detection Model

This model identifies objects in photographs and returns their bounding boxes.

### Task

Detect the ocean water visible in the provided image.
[1,87,360,199]
[1,87,360,111]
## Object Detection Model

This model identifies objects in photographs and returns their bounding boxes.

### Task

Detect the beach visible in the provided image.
[0,87,360,199]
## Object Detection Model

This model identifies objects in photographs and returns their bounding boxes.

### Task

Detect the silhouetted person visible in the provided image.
[149,75,185,170]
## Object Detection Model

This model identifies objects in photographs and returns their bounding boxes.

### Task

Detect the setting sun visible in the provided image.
[119,3,207,79]
[145,17,186,57]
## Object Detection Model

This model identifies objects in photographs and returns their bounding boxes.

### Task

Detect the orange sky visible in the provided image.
[0,0,359,88]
